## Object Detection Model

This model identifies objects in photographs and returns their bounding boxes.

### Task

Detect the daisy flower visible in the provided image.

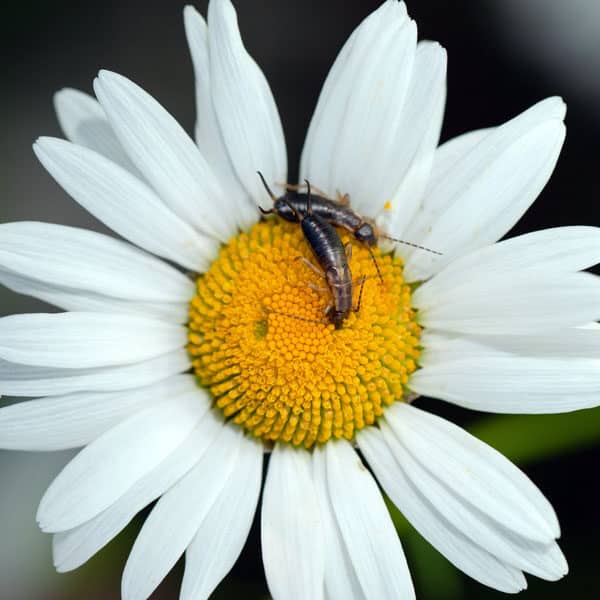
[1,0,599,598]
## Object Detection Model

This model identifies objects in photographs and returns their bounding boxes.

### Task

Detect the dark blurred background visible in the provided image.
[1,1,599,598]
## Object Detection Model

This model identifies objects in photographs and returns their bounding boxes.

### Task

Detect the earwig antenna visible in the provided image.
[257,171,276,201]
[304,179,312,215]
[264,306,329,326]
[381,234,443,256]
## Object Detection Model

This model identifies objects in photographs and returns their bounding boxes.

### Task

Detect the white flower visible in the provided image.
[1,1,599,599]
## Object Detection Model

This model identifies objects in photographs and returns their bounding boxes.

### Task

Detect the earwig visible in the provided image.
[259,173,358,329]
[261,184,443,256]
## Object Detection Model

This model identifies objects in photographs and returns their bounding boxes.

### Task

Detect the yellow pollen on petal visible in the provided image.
[187,219,421,449]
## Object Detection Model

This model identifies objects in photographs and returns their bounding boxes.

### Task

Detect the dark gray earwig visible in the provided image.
[258,173,358,329]
[261,186,442,256]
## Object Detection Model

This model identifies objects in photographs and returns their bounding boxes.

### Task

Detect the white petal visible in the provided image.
[207,0,287,206]
[34,137,217,271]
[381,418,568,581]
[181,436,263,600]
[299,5,365,192]
[485,532,568,582]
[0,267,186,323]
[421,328,600,362]
[183,6,257,231]
[54,88,140,175]
[325,440,415,600]
[387,404,560,541]
[0,375,195,451]
[0,349,189,397]
[121,424,242,600]
[358,427,528,593]
[0,221,194,302]
[429,128,494,194]
[0,312,186,368]
[381,424,567,580]
[579,321,600,330]
[327,17,417,214]
[402,127,492,246]
[416,272,600,335]
[384,41,447,237]
[262,444,325,600]
[312,447,367,600]
[415,226,600,304]
[404,97,566,281]
[94,70,236,241]
[300,0,415,211]
[300,1,406,194]
[410,348,600,414]
[37,391,207,532]
[53,411,222,573]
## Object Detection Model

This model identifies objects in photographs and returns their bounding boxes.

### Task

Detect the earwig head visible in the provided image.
[279,195,303,221]
[355,223,377,246]
[257,171,303,221]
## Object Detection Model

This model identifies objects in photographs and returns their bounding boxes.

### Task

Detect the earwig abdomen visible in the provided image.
[300,214,353,328]
[274,193,376,246]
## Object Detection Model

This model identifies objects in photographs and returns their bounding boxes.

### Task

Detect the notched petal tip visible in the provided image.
[96,69,126,89]
[382,0,408,18]
[36,505,53,533]
[33,135,65,151]
[183,4,205,32]
[209,0,236,23]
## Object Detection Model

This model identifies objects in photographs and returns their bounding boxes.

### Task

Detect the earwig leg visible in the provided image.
[345,240,383,285]
[265,306,329,326]
[310,184,329,197]
[344,242,353,262]
[281,182,306,192]
[323,300,334,317]
[288,282,328,293]
[295,256,326,279]
[259,206,274,215]
[336,192,351,207]
[367,246,384,284]
[281,182,330,197]
[353,276,367,313]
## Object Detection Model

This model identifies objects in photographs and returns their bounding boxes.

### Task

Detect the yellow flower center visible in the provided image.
[187,219,421,448]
